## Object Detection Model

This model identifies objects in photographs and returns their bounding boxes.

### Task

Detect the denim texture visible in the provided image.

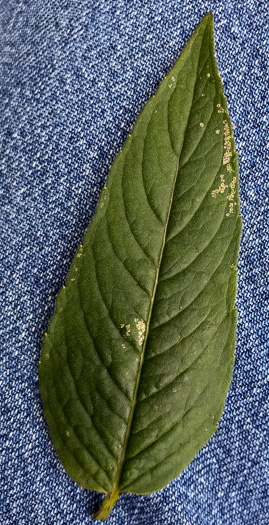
[1,0,268,523]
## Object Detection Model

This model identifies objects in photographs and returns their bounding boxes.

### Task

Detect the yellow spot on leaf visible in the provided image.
[121,323,131,338]
[211,174,228,198]
[134,318,146,346]
[223,120,232,165]
[217,103,224,114]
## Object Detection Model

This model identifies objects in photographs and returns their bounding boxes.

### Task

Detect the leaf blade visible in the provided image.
[39,11,241,513]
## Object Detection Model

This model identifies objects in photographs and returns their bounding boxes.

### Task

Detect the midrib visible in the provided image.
[114,52,203,495]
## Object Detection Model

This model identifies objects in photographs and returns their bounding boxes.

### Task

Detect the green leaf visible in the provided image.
[39,12,241,521]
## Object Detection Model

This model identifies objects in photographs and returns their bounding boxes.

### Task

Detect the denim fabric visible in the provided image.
[1,0,268,523]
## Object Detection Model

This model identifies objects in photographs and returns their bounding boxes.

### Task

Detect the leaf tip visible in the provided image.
[201,11,214,25]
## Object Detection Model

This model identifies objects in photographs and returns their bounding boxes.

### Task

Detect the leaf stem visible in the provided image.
[93,487,120,521]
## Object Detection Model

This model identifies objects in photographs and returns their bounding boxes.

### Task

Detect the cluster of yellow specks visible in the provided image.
[216,129,220,135]
[227,202,234,216]
[121,323,131,337]
[226,176,237,216]
[100,187,108,208]
[223,120,232,166]
[217,103,224,114]
[200,122,205,128]
[211,174,228,198]
[134,318,146,346]
[168,76,176,88]
[207,73,211,78]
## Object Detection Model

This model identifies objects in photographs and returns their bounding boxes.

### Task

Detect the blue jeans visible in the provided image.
[0,0,268,523]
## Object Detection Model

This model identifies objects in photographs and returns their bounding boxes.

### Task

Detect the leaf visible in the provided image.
[39,12,241,521]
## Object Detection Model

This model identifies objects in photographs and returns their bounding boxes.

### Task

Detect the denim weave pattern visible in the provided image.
[0,0,268,523]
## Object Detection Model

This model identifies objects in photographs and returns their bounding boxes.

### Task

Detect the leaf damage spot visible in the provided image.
[217,103,224,114]
[211,174,228,198]
[223,120,232,165]
[134,318,146,346]
[226,176,237,217]
[66,431,70,437]
[121,324,131,337]
[200,122,205,127]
